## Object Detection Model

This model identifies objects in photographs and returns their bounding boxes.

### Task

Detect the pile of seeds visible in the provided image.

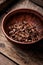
[8,21,39,42]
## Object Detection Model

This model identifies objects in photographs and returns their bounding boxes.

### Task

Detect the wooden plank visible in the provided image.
[30,0,43,7]
[0,0,43,65]
[0,53,18,65]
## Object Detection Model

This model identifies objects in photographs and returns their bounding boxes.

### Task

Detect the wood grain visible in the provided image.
[0,0,43,65]
[30,0,43,7]
[0,53,18,65]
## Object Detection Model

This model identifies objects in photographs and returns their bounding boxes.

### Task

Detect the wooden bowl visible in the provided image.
[2,9,43,44]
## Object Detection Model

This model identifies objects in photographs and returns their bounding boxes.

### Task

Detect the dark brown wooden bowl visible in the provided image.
[2,9,43,44]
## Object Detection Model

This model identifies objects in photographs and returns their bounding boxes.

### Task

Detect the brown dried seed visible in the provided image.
[19,33,25,37]
[24,33,29,38]
[11,34,15,37]
[9,25,14,30]
[13,24,17,28]
[8,20,39,42]
[23,21,28,24]
[18,26,22,29]
[28,36,32,41]
[17,37,22,41]
[9,31,14,34]
[9,26,11,29]
[28,40,32,42]
[25,39,28,42]
[32,37,38,41]
[20,28,24,32]
[23,26,27,30]
[13,29,16,32]
[31,29,35,32]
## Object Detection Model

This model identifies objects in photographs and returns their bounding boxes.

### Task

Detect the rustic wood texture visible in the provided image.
[30,0,43,7]
[0,53,18,65]
[0,0,43,65]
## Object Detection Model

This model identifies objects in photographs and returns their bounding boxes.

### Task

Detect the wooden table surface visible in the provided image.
[0,0,43,65]
[0,53,18,65]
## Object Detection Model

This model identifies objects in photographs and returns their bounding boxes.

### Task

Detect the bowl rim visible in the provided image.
[2,8,43,44]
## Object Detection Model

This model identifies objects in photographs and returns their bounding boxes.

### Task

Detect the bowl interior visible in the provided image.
[3,9,43,44]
